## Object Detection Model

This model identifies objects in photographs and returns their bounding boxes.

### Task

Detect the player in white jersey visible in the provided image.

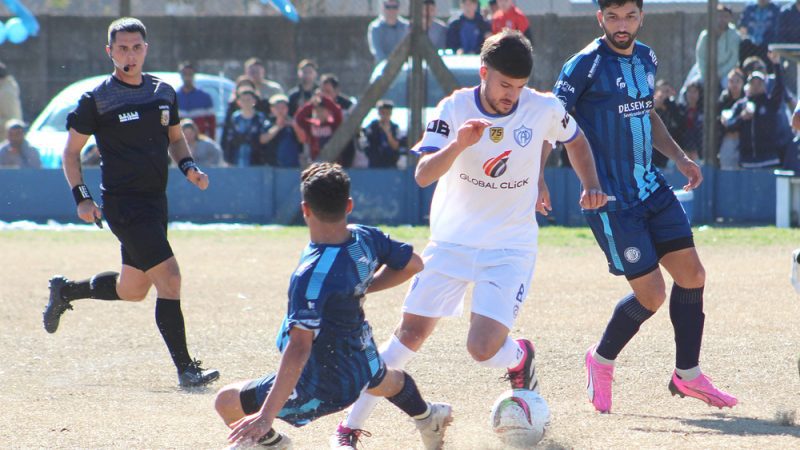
[330,29,608,449]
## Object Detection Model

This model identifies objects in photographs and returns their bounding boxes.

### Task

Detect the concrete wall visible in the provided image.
[0,167,778,226]
[3,12,708,123]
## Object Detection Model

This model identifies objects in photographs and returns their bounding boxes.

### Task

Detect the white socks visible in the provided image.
[476,336,523,369]
[344,335,416,430]
[675,366,702,381]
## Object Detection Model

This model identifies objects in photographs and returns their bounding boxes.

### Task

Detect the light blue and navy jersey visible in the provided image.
[554,38,667,212]
[275,224,412,397]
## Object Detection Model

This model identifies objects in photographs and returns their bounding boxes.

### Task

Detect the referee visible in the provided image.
[43,17,219,388]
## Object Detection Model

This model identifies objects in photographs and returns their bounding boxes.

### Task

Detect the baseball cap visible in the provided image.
[269,93,289,105]
[376,99,394,109]
[748,71,766,82]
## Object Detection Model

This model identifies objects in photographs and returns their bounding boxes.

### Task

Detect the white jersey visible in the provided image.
[414,86,579,251]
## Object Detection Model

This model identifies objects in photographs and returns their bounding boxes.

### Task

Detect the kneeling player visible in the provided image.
[214,163,452,449]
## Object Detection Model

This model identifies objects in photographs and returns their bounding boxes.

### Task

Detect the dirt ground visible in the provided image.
[1,227,799,449]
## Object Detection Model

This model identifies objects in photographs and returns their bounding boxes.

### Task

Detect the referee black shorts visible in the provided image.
[102,193,174,272]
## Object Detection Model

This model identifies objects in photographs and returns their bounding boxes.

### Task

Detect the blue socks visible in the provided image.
[596,294,655,361]
[669,284,704,370]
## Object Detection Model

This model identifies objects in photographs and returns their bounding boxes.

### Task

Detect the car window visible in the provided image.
[38,101,74,132]
[382,65,480,109]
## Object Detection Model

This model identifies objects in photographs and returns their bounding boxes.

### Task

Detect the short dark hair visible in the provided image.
[480,29,533,79]
[301,163,350,223]
[320,73,339,89]
[597,0,643,10]
[108,17,146,45]
[179,61,195,72]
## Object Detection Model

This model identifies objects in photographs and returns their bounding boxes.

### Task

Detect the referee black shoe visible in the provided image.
[178,359,220,388]
[43,275,73,333]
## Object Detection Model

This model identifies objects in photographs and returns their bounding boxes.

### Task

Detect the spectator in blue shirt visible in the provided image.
[423,0,447,51]
[777,0,800,43]
[223,89,269,167]
[446,0,491,54]
[738,0,781,63]
[362,99,401,168]
[263,94,304,168]
[368,0,409,63]
[176,62,216,139]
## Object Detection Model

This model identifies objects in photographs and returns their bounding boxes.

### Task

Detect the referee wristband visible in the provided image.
[178,157,198,176]
[72,184,93,206]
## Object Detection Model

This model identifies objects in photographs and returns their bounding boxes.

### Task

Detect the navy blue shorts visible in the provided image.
[102,194,174,272]
[239,341,386,427]
[584,187,694,280]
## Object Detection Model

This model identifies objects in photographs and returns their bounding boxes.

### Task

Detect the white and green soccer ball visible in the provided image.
[489,389,550,448]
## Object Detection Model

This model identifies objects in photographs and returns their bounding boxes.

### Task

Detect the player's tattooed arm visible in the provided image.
[649,110,702,191]
[563,129,607,210]
[415,118,491,187]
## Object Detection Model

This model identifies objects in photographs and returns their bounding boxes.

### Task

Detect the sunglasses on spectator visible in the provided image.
[384,4,399,9]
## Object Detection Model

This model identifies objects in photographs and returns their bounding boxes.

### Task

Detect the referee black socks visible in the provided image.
[61,271,121,301]
[155,298,193,373]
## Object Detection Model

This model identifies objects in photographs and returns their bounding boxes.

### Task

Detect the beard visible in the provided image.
[604,28,638,51]
[483,87,514,115]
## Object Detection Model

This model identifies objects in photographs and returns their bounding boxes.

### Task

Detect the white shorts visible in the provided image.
[402,241,537,329]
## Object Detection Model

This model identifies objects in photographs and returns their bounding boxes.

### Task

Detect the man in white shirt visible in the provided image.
[330,29,607,449]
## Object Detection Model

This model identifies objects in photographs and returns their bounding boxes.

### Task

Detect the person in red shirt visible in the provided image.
[491,0,531,43]
[295,93,343,162]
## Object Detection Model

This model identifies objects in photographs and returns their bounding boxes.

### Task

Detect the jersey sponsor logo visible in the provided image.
[513,125,532,147]
[459,172,530,190]
[426,119,450,137]
[555,80,575,93]
[489,127,504,143]
[624,247,641,263]
[160,110,170,126]
[557,95,568,108]
[483,150,511,178]
[118,111,140,123]
[616,77,627,90]
[649,49,658,66]
[618,100,653,118]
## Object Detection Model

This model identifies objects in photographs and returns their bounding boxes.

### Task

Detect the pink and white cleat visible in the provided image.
[585,345,614,413]
[668,371,738,409]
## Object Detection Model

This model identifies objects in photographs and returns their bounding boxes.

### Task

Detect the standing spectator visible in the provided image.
[718,69,746,169]
[180,119,223,167]
[295,93,343,162]
[653,80,684,168]
[0,62,22,143]
[320,73,358,167]
[485,0,499,17]
[447,0,491,55]
[777,0,800,43]
[423,0,447,51]
[679,81,704,162]
[0,120,41,168]
[176,62,216,138]
[362,100,402,168]
[221,77,272,152]
[738,0,781,63]
[223,90,269,167]
[368,0,410,63]
[244,57,284,101]
[695,5,740,90]
[491,0,531,44]
[288,59,319,117]
[263,94,304,168]
[725,57,792,169]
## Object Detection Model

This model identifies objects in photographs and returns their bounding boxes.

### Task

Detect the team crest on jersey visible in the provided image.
[160,110,170,126]
[483,150,511,178]
[513,125,532,147]
[489,127,504,143]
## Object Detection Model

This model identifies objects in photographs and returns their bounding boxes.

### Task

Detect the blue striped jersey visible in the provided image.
[554,38,667,211]
[276,224,412,361]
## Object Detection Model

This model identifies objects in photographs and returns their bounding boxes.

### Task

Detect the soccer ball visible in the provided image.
[489,389,550,448]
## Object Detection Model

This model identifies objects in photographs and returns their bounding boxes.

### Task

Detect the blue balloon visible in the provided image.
[261,0,300,23]
[6,17,28,44]
[0,21,6,45]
